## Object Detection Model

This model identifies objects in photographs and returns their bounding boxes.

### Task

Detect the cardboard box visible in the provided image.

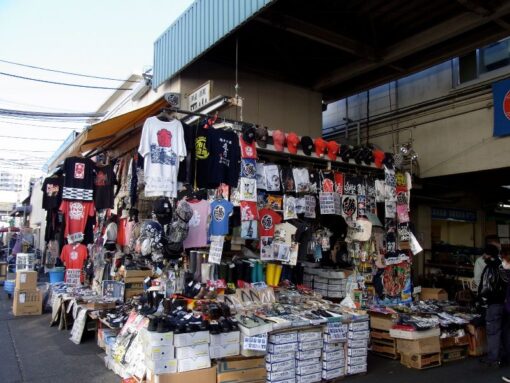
[266,369,295,381]
[347,347,367,357]
[298,339,323,351]
[467,324,487,356]
[217,367,267,383]
[175,343,210,359]
[145,345,175,361]
[269,331,298,344]
[347,339,368,349]
[141,329,174,346]
[322,367,344,380]
[174,330,209,347]
[440,334,469,349]
[209,343,240,359]
[296,371,322,383]
[177,355,211,372]
[420,288,448,301]
[296,358,320,368]
[124,269,152,279]
[148,365,216,383]
[210,331,240,346]
[349,321,369,332]
[265,359,295,372]
[397,337,440,355]
[322,359,345,371]
[145,359,178,375]
[347,355,367,366]
[298,330,322,342]
[296,348,322,360]
[13,288,42,316]
[322,349,345,361]
[296,362,321,375]
[217,356,265,372]
[267,342,298,353]
[370,313,396,331]
[15,270,37,290]
[347,363,367,374]
[390,327,440,340]
[400,352,441,369]
[266,351,295,363]
[323,342,343,353]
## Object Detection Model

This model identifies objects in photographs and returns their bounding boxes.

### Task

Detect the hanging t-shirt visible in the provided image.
[274,222,297,244]
[334,172,344,194]
[240,201,258,221]
[41,175,63,210]
[60,243,88,282]
[183,200,209,249]
[320,171,335,192]
[194,124,213,189]
[256,163,267,190]
[240,178,257,202]
[60,200,95,243]
[308,170,320,194]
[117,217,128,246]
[241,220,258,239]
[240,136,257,159]
[207,130,241,188]
[94,164,117,210]
[258,208,282,237]
[283,195,298,220]
[138,116,187,198]
[177,121,195,184]
[292,168,310,193]
[240,159,257,179]
[63,157,96,201]
[264,164,281,192]
[209,199,234,236]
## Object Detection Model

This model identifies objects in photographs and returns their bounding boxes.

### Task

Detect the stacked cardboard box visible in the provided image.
[346,320,369,375]
[322,322,347,380]
[123,269,152,299]
[217,356,266,383]
[396,336,441,369]
[140,328,177,375]
[210,331,240,359]
[303,268,352,299]
[266,331,297,382]
[174,330,211,373]
[296,329,323,383]
[13,270,42,316]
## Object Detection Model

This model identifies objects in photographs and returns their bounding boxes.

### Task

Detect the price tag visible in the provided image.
[65,269,82,286]
[242,334,268,351]
[208,236,225,264]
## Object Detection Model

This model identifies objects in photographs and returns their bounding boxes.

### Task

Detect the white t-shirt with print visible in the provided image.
[139,117,187,198]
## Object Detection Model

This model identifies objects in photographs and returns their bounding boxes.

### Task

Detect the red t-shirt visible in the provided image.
[258,208,282,237]
[60,243,88,282]
[117,217,128,246]
[60,200,95,242]
[240,137,257,159]
[334,172,344,194]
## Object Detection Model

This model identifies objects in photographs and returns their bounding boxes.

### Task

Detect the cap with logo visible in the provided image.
[286,132,300,154]
[340,144,352,163]
[326,141,340,161]
[272,130,286,152]
[314,138,328,157]
[255,126,269,148]
[242,125,257,144]
[300,136,314,156]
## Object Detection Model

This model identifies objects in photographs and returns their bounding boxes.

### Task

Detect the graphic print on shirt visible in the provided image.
[261,214,273,231]
[70,249,79,261]
[150,129,177,165]
[195,136,209,159]
[46,183,60,197]
[213,205,226,222]
[219,137,231,166]
[95,170,107,186]
[323,178,334,192]
[74,163,85,179]
[241,159,257,179]
[69,202,85,221]
[189,210,201,227]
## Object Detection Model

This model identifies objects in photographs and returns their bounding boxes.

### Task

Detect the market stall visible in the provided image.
[35,105,488,383]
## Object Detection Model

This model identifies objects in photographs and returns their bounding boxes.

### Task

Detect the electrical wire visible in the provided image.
[0,119,81,130]
[0,148,53,153]
[0,107,103,119]
[0,135,64,142]
[0,58,140,83]
[0,71,133,91]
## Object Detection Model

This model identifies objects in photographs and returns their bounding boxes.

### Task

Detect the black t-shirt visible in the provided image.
[94,164,117,210]
[178,121,195,184]
[194,125,213,189]
[207,129,241,188]
[41,175,63,210]
[63,156,96,201]
[280,167,295,193]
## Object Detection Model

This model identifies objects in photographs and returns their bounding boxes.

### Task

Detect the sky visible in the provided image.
[0,0,194,172]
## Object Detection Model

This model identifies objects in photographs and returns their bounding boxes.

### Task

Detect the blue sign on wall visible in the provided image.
[492,78,510,137]
[431,207,477,222]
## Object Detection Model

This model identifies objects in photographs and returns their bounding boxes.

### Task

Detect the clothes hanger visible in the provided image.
[156,108,175,122]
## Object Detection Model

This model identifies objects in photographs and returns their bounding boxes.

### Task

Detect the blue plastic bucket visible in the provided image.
[48,268,65,284]
[4,279,15,295]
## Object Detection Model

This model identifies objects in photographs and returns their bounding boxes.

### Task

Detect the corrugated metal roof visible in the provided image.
[153,0,275,88]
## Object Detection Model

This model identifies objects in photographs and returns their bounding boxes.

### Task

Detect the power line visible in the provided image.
[0,148,53,153]
[0,117,76,130]
[0,135,64,142]
[0,71,133,91]
[0,107,104,119]
[0,58,140,83]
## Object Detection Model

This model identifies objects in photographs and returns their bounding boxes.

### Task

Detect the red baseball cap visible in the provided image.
[314,138,328,157]
[272,130,286,152]
[326,141,340,161]
[286,132,300,154]
[373,149,385,168]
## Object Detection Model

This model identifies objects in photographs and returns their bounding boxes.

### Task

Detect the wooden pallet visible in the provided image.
[400,352,442,369]
[371,329,399,359]
[441,346,468,362]
[371,329,394,341]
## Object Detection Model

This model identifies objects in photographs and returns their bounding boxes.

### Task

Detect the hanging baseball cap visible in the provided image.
[286,132,300,154]
[153,197,173,225]
[340,144,352,162]
[383,152,395,169]
[255,126,268,148]
[272,130,286,152]
[314,138,328,157]
[242,125,257,144]
[362,146,374,165]
[373,149,385,168]
[301,136,314,156]
[326,141,340,161]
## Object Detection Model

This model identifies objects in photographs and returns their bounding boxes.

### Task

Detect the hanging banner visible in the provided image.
[493,77,510,137]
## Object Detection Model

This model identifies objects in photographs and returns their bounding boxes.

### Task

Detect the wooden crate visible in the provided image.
[371,329,399,359]
[441,346,468,362]
[440,335,469,349]
[400,352,441,369]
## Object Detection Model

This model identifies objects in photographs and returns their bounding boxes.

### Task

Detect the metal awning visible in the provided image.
[47,98,167,170]
[153,0,510,102]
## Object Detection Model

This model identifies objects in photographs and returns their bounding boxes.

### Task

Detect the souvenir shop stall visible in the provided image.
[37,105,485,382]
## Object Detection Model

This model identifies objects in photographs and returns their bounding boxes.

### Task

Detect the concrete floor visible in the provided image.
[0,288,508,383]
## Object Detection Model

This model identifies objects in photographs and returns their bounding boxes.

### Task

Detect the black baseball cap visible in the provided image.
[242,125,257,144]
[300,136,314,155]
